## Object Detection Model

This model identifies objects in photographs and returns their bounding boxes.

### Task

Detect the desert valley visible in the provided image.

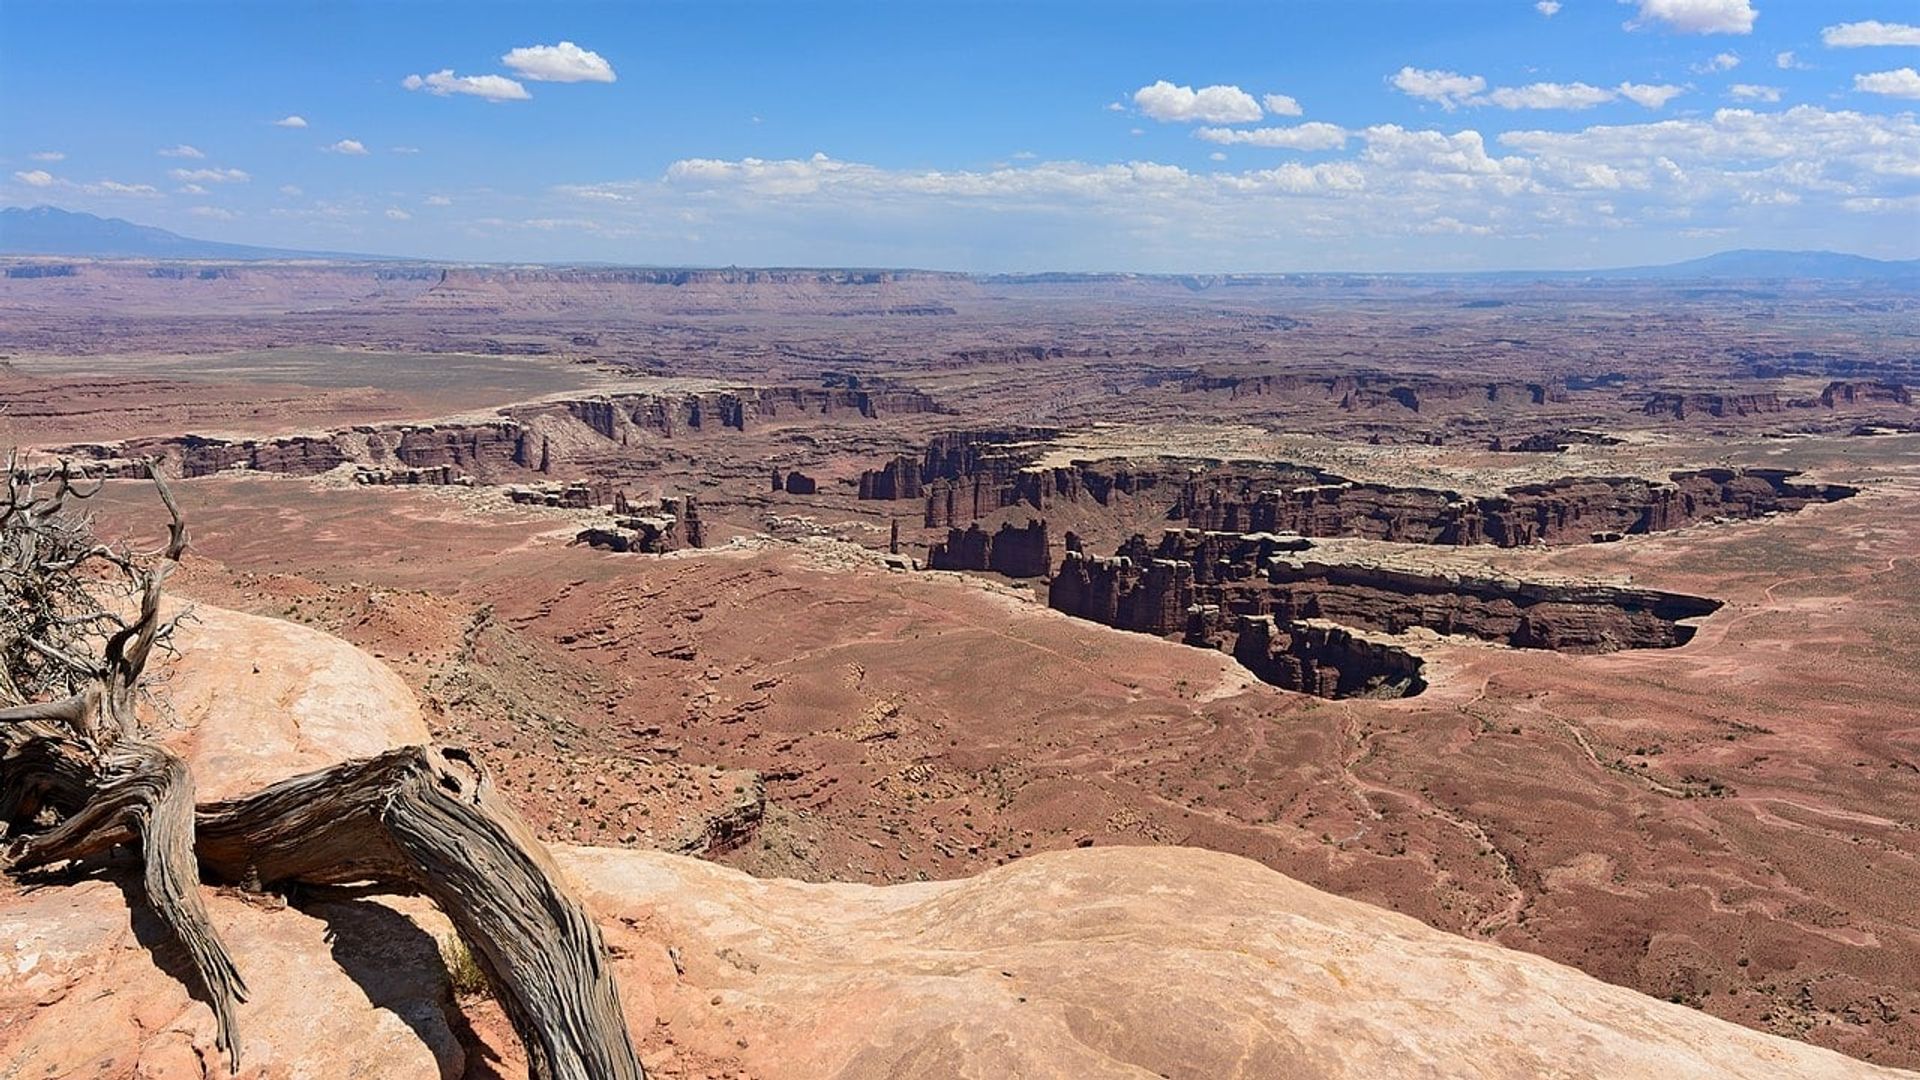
[2,246,1917,1077]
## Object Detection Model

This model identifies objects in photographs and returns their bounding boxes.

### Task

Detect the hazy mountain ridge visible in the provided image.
[4,204,1916,281]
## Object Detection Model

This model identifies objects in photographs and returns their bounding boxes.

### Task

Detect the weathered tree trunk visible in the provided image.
[1,460,644,1078]
[196,746,641,1080]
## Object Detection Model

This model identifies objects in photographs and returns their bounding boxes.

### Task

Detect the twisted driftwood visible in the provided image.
[0,459,642,1079]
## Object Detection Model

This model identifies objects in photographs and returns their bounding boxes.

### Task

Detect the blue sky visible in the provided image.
[3,0,1918,270]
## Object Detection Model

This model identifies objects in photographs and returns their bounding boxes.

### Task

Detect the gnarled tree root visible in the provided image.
[196,745,641,1080]
[2,739,643,1079]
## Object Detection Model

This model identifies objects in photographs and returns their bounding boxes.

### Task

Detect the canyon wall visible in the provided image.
[927,519,1052,577]
[1174,468,1856,547]
[1048,528,1724,696]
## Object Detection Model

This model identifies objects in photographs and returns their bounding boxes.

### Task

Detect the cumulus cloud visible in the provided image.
[402,70,531,102]
[1623,0,1756,35]
[1484,82,1619,109]
[28,151,64,162]
[425,194,453,206]
[1616,82,1688,108]
[1389,67,1487,110]
[1393,69,1684,111]
[325,139,370,155]
[385,208,412,220]
[1536,1,1561,15]
[1133,80,1263,123]
[14,169,55,187]
[159,144,205,158]
[280,184,303,196]
[501,41,616,82]
[1855,68,1920,99]
[82,179,160,197]
[1694,51,1740,73]
[1823,21,1920,48]
[168,167,249,183]
[189,206,237,220]
[274,115,308,128]
[1261,93,1303,117]
[1196,122,1348,150]
[177,183,209,195]
[1776,51,1807,70]
[1728,83,1781,102]
[528,103,1918,269]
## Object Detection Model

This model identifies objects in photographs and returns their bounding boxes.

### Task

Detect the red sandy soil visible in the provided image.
[85,443,1920,1069]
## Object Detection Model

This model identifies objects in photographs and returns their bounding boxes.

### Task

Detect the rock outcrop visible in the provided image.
[1226,614,1426,698]
[927,519,1052,577]
[1175,468,1856,547]
[1049,529,1725,695]
[561,843,1900,1080]
[576,495,706,553]
[4,603,1904,1080]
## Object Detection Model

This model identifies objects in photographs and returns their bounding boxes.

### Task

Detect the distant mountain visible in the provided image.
[0,205,380,261]
[4,205,1916,282]
[1590,249,1920,282]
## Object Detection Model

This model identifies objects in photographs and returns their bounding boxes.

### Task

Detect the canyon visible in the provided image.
[3,261,1917,1073]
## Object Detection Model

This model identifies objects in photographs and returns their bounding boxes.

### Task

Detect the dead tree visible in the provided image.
[0,457,642,1079]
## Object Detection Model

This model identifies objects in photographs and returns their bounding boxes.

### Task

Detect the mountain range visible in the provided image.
[4,204,1917,281]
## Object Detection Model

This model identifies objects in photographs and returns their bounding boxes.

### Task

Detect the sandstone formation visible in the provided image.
[1174,467,1856,546]
[1176,370,1566,411]
[5,603,1903,1080]
[1049,528,1725,696]
[926,518,1052,577]
[1642,391,1787,419]
[0,603,461,1079]
[575,495,706,554]
[859,428,1855,550]
[40,383,940,484]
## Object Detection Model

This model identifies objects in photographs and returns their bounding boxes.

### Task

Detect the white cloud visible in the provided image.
[82,179,160,197]
[1393,70,1683,111]
[1536,1,1562,15]
[27,151,64,162]
[1617,82,1687,108]
[176,183,209,195]
[1855,68,1920,99]
[274,115,308,128]
[402,70,531,102]
[159,144,205,159]
[1623,0,1756,35]
[1775,51,1807,70]
[1694,51,1740,73]
[189,206,237,220]
[1728,83,1781,102]
[325,139,370,155]
[1209,151,1227,161]
[1196,122,1349,150]
[425,194,453,206]
[1133,80,1263,123]
[501,41,616,83]
[530,104,1919,269]
[391,146,422,154]
[14,169,55,187]
[1261,93,1303,117]
[280,184,303,196]
[1484,82,1619,109]
[1823,21,1920,48]
[168,166,249,183]
[1389,67,1487,110]
[385,208,412,221]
